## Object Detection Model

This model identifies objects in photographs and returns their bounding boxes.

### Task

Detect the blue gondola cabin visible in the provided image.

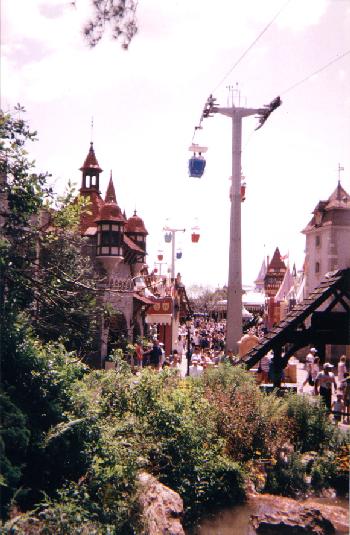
[188,144,207,178]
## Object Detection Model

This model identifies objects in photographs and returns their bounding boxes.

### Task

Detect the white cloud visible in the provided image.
[2,0,349,287]
[275,0,329,31]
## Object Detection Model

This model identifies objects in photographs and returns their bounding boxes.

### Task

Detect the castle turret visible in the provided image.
[264,247,287,298]
[80,142,102,194]
[125,210,148,252]
[95,175,126,275]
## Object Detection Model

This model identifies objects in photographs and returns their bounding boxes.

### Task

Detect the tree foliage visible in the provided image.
[187,284,227,314]
[0,107,100,515]
[83,0,138,50]
[0,108,101,356]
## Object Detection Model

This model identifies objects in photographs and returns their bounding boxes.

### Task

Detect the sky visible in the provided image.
[2,0,350,289]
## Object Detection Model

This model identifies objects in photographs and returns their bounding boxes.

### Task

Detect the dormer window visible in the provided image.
[314,211,322,226]
[97,222,123,256]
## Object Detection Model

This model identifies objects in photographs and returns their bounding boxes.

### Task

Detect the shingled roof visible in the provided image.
[80,142,102,172]
[243,268,350,369]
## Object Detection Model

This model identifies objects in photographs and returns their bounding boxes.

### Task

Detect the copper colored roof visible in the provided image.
[80,142,102,172]
[105,172,117,203]
[125,210,148,234]
[79,191,103,234]
[96,202,125,223]
[83,226,97,236]
[268,247,286,271]
[124,234,145,253]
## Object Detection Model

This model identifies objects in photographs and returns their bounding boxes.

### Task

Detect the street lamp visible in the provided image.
[185,316,192,376]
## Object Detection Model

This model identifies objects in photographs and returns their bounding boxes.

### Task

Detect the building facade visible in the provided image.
[78,142,152,366]
[302,181,350,297]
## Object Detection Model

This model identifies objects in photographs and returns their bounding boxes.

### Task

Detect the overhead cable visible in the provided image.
[211,0,292,94]
[280,49,350,96]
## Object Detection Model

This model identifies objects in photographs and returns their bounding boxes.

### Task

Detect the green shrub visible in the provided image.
[0,393,30,518]
[201,362,255,393]
[206,381,290,463]
[284,393,335,452]
[311,444,349,494]
[264,452,308,497]
[145,388,245,521]
[1,321,91,515]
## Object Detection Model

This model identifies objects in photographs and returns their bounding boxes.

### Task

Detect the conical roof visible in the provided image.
[326,181,350,209]
[268,247,286,271]
[125,210,148,234]
[254,258,267,286]
[105,171,117,203]
[80,142,102,172]
[303,181,350,233]
[96,202,125,223]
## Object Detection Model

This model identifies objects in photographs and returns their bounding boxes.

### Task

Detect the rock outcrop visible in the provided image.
[137,472,185,535]
[249,494,349,535]
[251,508,335,534]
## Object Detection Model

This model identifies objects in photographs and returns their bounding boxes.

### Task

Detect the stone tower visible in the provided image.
[264,247,287,298]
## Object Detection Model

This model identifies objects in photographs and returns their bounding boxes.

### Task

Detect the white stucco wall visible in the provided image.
[304,217,350,296]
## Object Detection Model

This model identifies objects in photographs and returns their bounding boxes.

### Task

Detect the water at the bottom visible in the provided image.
[192,496,349,535]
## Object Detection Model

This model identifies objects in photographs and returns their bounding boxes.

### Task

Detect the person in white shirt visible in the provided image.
[337,355,347,385]
[191,346,202,364]
[189,357,203,378]
[315,363,337,410]
[175,335,185,362]
[302,347,317,389]
[332,394,344,425]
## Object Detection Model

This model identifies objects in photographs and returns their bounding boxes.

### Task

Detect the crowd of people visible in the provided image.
[129,317,350,425]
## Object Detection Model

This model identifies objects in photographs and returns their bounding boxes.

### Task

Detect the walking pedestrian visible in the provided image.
[341,375,350,424]
[260,351,272,384]
[302,347,317,387]
[135,341,144,368]
[332,394,344,425]
[189,356,203,378]
[149,339,163,371]
[337,355,347,385]
[315,363,337,410]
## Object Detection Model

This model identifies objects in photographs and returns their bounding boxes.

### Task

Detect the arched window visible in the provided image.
[315,235,321,247]
[315,261,320,273]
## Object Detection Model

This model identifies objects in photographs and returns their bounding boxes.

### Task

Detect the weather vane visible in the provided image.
[338,163,344,183]
[90,116,94,143]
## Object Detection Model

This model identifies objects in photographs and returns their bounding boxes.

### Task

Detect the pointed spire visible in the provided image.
[326,181,350,209]
[80,142,102,172]
[254,258,267,290]
[104,171,117,203]
[269,247,287,270]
